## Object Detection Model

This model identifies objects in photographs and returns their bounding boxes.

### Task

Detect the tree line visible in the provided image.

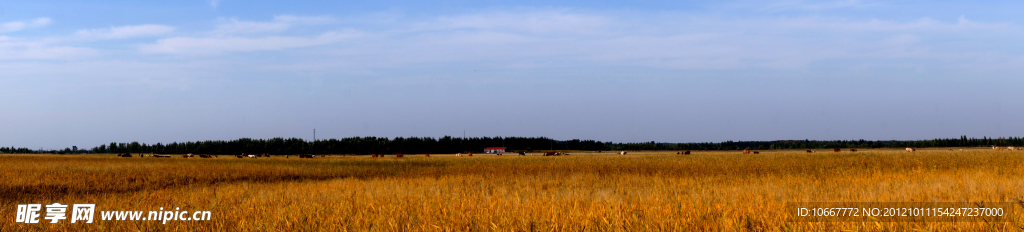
[2,135,1023,155]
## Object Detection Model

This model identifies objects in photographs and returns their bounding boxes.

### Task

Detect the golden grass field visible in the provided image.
[3,149,1024,231]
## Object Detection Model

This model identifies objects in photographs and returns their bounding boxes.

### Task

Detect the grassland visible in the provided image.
[3,149,1024,231]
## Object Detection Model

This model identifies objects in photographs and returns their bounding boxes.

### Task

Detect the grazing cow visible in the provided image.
[619,151,627,155]
[456,153,462,157]
[118,153,132,157]
[199,154,212,158]
[372,154,378,158]
[545,151,556,156]
[684,151,691,155]
[753,151,760,154]
[833,148,841,152]
[299,154,314,158]
[906,148,916,152]
[468,152,473,157]
[994,147,1002,151]
[183,153,194,158]
[806,150,814,153]
[743,149,750,154]
[247,154,256,158]
[850,149,858,152]
[396,154,404,158]
[153,155,171,158]
[425,154,430,157]
[519,152,526,156]
[948,148,954,151]
[1008,146,1016,151]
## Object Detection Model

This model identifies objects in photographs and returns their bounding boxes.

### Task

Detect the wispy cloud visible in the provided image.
[772,15,1004,31]
[0,36,97,60]
[139,31,360,55]
[75,24,175,39]
[427,11,609,34]
[1,18,52,33]
[209,0,221,8]
[215,15,334,35]
[4,10,1021,72]
[759,0,879,12]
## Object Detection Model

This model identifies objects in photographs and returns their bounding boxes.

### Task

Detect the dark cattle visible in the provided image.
[236,155,244,158]
[684,151,690,155]
[468,152,473,157]
[299,154,315,158]
[519,152,526,156]
[424,154,430,157]
[118,153,132,157]
[396,154,404,158]
[753,151,759,154]
[833,148,841,152]
[199,154,212,158]
[806,150,814,153]
[850,149,857,152]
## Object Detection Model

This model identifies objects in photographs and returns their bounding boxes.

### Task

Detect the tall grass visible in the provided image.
[2,149,1024,231]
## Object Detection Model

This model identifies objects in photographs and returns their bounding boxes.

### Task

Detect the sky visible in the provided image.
[2,0,1024,149]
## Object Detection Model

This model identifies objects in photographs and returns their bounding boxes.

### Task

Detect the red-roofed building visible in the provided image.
[484,147,507,153]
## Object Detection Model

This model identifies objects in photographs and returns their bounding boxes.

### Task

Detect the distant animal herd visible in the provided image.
[113,146,1023,159]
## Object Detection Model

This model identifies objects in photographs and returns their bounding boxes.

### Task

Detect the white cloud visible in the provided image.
[1,18,52,33]
[214,15,333,35]
[429,11,609,34]
[760,0,878,11]
[76,24,175,39]
[273,15,333,25]
[139,31,360,55]
[0,36,97,60]
[215,19,289,34]
[209,0,221,8]
[270,11,1018,71]
[772,16,1003,32]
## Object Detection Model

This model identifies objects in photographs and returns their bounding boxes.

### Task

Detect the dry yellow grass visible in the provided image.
[2,149,1024,231]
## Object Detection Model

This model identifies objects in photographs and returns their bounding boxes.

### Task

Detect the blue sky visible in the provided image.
[3,0,1024,149]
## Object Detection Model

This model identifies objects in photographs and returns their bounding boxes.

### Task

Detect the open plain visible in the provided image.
[3,149,1024,231]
